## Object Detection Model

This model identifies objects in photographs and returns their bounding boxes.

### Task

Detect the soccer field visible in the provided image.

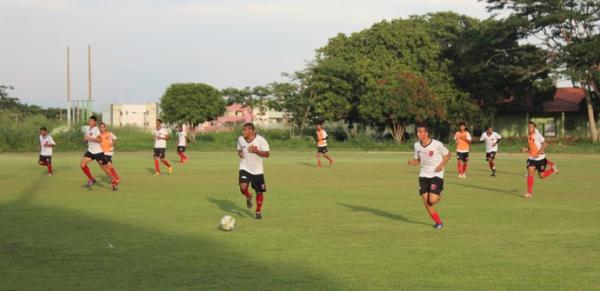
[1,151,599,290]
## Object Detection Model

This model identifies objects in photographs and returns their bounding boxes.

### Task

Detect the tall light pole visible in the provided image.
[66,46,72,127]
[87,45,93,119]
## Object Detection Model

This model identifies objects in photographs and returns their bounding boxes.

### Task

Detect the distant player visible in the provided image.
[38,127,56,176]
[153,119,173,176]
[100,122,120,191]
[237,123,270,219]
[80,116,116,188]
[176,126,188,164]
[408,124,451,229]
[454,122,472,179]
[480,127,502,176]
[523,121,558,198]
[316,122,334,167]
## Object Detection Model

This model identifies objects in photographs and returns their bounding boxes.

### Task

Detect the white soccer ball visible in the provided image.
[220,215,236,231]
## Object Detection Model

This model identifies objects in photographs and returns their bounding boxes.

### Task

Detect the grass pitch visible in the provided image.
[1,151,599,290]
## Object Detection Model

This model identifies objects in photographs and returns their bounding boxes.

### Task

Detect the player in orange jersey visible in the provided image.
[316,122,334,167]
[522,121,558,198]
[454,122,472,179]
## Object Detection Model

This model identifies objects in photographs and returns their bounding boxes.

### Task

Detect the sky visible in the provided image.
[0,0,491,110]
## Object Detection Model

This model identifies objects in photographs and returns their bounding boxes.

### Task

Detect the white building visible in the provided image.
[106,103,159,130]
[253,109,287,129]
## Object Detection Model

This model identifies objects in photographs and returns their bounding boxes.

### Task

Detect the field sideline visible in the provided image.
[1,151,599,290]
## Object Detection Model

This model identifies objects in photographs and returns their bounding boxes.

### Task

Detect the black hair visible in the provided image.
[416,124,429,133]
[528,121,537,127]
[89,115,97,122]
[156,118,163,123]
[243,122,255,130]
[40,127,47,131]
[459,122,466,127]
[100,122,106,126]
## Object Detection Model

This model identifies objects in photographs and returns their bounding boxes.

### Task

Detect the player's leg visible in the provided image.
[239,171,253,209]
[45,156,53,175]
[252,174,266,219]
[421,193,443,228]
[316,151,323,167]
[540,159,557,179]
[524,164,537,198]
[456,154,463,178]
[323,149,334,166]
[177,147,184,163]
[419,178,443,228]
[462,153,469,177]
[153,148,161,175]
[488,152,496,176]
[80,154,95,182]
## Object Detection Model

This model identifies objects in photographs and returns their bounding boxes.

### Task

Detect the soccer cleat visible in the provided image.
[491,170,497,177]
[154,172,161,176]
[48,173,53,177]
[522,193,533,199]
[168,167,173,174]
[112,184,118,191]
[246,198,253,209]
[255,212,262,219]
[553,164,559,175]
[434,223,444,229]
[86,179,96,189]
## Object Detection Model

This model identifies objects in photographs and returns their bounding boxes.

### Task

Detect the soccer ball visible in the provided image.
[220,215,236,231]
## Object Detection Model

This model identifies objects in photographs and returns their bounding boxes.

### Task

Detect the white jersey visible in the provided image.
[480,132,502,153]
[237,134,270,175]
[39,134,55,156]
[528,129,546,161]
[177,131,187,147]
[154,127,169,148]
[86,126,103,154]
[414,139,450,179]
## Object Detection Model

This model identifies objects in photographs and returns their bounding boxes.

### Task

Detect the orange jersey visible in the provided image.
[100,131,117,154]
[527,130,546,160]
[317,129,328,147]
[454,131,472,152]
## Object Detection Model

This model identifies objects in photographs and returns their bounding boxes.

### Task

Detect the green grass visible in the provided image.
[1,151,599,290]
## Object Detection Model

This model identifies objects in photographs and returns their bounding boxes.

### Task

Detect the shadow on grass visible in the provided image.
[297,161,316,168]
[337,203,430,226]
[0,179,345,290]
[446,181,520,197]
[207,197,253,218]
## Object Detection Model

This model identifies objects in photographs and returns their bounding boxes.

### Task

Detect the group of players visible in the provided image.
[37,117,558,227]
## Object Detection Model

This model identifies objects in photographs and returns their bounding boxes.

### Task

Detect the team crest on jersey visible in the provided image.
[428,151,434,157]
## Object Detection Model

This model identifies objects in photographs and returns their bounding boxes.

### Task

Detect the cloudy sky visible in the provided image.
[0,0,490,110]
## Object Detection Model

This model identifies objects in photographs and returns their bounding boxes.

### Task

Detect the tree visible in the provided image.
[160,83,226,134]
[484,0,600,141]
[359,72,445,142]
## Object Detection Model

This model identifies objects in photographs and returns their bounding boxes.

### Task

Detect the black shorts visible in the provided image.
[486,151,497,161]
[154,148,166,158]
[39,155,52,164]
[84,151,106,165]
[177,146,186,153]
[239,170,267,193]
[527,158,548,173]
[317,146,328,154]
[103,154,113,164]
[456,152,469,162]
[419,177,444,195]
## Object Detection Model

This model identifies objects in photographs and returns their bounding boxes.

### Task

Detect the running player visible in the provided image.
[454,122,472,179]
[99,122,120,191]
[237,123,270,219]
[316,122,334,167]
[176,126,188,164]
[80,116,115,188]
[523,121,558,198]
[408,124,450,229]
[480,126,502,176]
[38,127,56,176]
[153,119,173,175]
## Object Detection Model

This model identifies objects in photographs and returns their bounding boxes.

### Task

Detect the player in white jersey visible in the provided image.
[316,122,334,167]
[237,123,270,219]
[153,119,173,176]
[38,127,56,176]
[176,126,188,164]
[522,122,558,198]
[480,127,502,176]
[80,116,114,189]
[408,125,451,229]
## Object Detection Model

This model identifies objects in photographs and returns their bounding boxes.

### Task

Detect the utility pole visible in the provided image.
[66,46,72,126]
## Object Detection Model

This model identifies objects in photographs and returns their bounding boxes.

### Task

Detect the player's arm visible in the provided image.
[435,149,451,172]
[538,141,549,154]
[85,135,101,143]
[237,150,244,158]
[408,146,419,166]
[248,142,270,158]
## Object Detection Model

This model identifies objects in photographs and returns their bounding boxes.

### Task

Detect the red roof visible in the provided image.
[544,87,586,113]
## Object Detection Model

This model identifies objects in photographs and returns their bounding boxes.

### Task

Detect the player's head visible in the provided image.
[99,122,107,133]
[88,116,97,127]
[486,126,493,134]
[156,118,162,128]
[528,121,537,134]
[242,122,256,139]
[459,122,466,131]
[39,127,48,136]
[315,121,323,130]
[416,124,430,142]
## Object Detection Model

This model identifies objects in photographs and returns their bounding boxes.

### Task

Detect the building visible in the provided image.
[494,87,598,138]
[196,104,253,133]
[106,103,159,130]
[253,108,287,129]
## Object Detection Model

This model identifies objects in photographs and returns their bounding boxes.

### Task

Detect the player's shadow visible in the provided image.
[207,197,253,218]
[337,203,430,226]
[297,161,316,168]
[446,182,520,197]
[146,168,156,174]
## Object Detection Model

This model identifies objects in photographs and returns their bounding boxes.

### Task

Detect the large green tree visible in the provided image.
[160,83,225,130]
[484,0,600,141]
